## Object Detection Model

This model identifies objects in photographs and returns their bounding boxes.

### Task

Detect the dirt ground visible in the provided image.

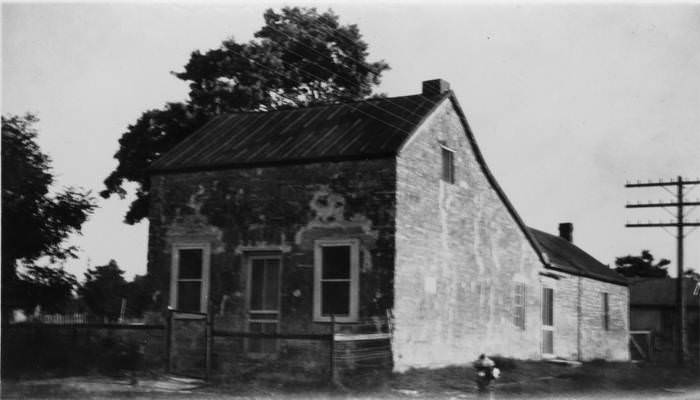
[3,360,700,399]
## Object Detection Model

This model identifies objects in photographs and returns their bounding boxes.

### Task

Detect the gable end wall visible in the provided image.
[393,98,544,370]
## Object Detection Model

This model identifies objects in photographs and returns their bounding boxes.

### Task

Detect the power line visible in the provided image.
[260,21,433,117]
[280,13,433,111]
[233,52,418,137]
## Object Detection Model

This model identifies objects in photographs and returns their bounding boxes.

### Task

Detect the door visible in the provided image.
[542,287,554,356]
[247,256,281,355]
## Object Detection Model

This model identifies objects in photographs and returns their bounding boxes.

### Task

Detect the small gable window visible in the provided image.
[441,146,455,184]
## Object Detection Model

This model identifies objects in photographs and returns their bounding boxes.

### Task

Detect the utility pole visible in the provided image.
[625,176,700,366]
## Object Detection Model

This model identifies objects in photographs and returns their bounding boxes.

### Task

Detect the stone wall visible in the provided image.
[149,159,396,368]
[393,97,545,371]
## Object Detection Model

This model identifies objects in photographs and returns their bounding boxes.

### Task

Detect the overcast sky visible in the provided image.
[3,1,700,280]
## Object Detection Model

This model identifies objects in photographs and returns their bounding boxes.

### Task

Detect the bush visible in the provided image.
[490,356,518,371]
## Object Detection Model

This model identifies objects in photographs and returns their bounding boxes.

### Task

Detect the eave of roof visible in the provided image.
[443,94,550,269]
[527,227,628,286]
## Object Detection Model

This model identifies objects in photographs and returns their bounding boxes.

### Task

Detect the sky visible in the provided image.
[3,1,700,280]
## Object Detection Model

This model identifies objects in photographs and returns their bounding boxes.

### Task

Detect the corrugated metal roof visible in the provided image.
[151,93,448,172]
[528,227,628,285]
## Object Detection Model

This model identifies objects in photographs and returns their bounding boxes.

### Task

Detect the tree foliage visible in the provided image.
[124,274,156,318]
[79,260,128,321]
[101,7,389,224]
[683,268,700,280]
[2,114,95,314]
[614,250,670,278]
[15,266,78,314]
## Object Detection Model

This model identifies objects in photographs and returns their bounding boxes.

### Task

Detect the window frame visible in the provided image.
[541,287,555,356]
[313,239,360,323]
[169,242,211,314]
[441,146,455,184]
[246,254,282,356]
[602,292,610,331]
[513,283,527,330]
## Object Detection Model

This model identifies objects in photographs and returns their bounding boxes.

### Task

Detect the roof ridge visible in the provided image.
[217,93,434,116]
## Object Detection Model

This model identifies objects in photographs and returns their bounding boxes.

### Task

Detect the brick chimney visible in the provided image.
[558,223,573,242]
[422,79,450,96]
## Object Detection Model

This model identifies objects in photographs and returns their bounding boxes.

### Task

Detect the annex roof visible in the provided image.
[150,93,448,172]
[528,227,628,285]
[629,278,700,306]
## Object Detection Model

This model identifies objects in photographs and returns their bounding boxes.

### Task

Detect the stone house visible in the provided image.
[147,79,629,373]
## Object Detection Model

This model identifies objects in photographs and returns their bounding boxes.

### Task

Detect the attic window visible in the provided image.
[441,146,455,184]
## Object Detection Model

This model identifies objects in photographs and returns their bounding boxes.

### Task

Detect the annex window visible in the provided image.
[170,244,210,313]
[602,292,610,331]
[314,239,359,322]
[542,287,554,355]
[514,283,527,330]
[441,146,455,184]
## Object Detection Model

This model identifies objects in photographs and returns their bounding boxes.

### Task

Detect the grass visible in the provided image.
[3,358,700,399]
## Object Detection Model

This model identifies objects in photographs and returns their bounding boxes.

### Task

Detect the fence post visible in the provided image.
[330,314,336,385]
[205,303,213,381]
[166,308,173,374]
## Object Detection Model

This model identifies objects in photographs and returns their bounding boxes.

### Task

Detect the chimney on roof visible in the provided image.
[559,223,573,243]
[422,79,450,96]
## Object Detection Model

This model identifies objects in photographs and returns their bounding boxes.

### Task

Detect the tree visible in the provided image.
[79,260,128,321]
[101,7,389,224]
[2,114,95,316]
[15,266,78,315]
[614,250,670,278]
[683,268,700,280]
[124,274,156,318]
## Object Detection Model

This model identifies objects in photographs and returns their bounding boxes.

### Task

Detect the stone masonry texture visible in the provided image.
[149,158,396,370]
[392,98,629,371]
[393,98,544,370]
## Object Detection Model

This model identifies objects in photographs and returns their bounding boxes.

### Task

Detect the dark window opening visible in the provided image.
[176,248,204,312]
[179,249,203,279]
[441,147,455,184]
[602,292,610,331]
[320,245,352,317]
[250,258,280,311]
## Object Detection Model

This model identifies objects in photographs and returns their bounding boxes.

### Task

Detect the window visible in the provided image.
[514,283,526,330]
[542,287,554,355]
[314,239,359,322]
[170,244,210,313]
[602,292,610,331]
[247,256,281,355]
[441,146,455,184]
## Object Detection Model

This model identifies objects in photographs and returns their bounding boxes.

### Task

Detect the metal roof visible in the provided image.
[151,93,448,172]
[528,227,628,285]
[629,278,700,306]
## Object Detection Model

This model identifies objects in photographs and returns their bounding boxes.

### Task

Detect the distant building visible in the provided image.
[629,277,700,362]
[147,79,629,375]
